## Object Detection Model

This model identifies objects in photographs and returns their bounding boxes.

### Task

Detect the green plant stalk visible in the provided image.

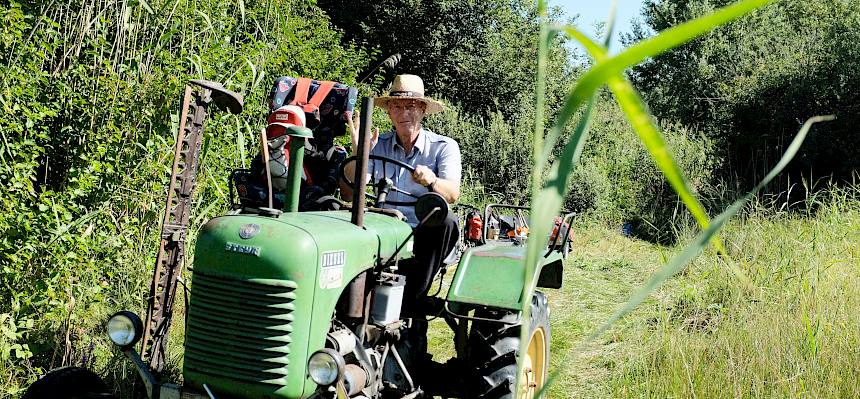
[516,2,551,394]
[530,1,550,204]
[518,100,595,397]
[537,115,832,397]
[522,0,777,395]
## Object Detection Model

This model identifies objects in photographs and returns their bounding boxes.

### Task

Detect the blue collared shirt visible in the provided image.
[370,128,461,225]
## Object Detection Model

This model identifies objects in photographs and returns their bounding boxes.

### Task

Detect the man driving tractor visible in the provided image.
[341,74,462,315]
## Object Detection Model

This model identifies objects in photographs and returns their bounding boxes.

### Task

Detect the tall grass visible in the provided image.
[611,195,860,398]
[0,0,369,394]
[520,0,836,395]
[532,184,860,398]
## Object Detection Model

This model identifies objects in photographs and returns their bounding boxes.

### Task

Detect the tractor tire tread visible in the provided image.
[23,366,115,399]
[466,291,551,399]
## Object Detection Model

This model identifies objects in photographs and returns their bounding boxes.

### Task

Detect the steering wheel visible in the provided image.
[338,155,420,206]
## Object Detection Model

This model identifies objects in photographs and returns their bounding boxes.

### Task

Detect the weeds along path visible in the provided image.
[540,195,860,398]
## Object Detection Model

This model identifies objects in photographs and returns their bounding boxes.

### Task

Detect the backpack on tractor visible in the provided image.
[25,80,573,399]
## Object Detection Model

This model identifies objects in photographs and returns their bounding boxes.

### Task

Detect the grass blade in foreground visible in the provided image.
[522,0,776,395]
[529,0,552,231]
[561,25,730,254]
[524,0,777,333]
[536,115,834,397]
[540,0,775,166]
[540,0,774,236]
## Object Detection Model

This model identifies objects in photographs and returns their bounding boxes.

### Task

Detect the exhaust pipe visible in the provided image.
[350,98,373,227]
[345,98,373,320]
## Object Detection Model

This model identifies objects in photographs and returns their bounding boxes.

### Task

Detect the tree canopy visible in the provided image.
[628,0,860,191]
[317,0,575,118]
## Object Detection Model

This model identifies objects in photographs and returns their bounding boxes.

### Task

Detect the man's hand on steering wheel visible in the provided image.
[411,165,437,188]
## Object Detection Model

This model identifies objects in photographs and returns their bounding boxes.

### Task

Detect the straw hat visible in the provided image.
[374,74,445,114]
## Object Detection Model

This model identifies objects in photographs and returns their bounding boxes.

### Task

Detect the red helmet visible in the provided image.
[266,105,306,138]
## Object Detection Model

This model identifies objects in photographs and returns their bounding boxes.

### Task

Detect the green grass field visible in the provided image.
[430,191,860,398]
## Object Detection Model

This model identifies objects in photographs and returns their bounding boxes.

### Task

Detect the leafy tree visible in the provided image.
[627,0,860,192]
[317,0,575,118]
[0,0,369,388]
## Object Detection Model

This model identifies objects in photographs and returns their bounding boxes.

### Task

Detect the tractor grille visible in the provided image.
[184,273,297,385]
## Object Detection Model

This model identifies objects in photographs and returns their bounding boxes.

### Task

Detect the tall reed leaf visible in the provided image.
[560,25,729,253]
[536,115,833,398]
[520,0,776,395]
[539,0,774,233]
[540,0,773,163]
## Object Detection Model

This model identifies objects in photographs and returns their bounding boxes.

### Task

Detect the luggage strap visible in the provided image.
[286,77,332,185]
[292,77,336,114]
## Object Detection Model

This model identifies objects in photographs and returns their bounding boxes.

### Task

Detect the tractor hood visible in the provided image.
[183,210,412,398]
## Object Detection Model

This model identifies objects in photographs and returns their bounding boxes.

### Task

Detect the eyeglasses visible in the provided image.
[389,102,425,112]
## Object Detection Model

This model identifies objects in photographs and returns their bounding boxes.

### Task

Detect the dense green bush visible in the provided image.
[564,98,718,243]
[628,0,860,192]
[0,0,368,393]
[426,104,534,205]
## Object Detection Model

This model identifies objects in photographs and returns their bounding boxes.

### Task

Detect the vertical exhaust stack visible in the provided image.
[283,126,313,213]
[351,98,373,227]
[345,98,373,319]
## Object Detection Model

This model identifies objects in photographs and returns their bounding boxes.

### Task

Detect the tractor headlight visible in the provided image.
[307,348,345,386]
[106,311,143,348]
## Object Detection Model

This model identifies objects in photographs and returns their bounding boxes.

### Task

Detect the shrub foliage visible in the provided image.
[0,0,368,391]
[628,0,860,191]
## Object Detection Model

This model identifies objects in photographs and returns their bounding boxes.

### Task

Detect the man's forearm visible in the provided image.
[430,178,460,204]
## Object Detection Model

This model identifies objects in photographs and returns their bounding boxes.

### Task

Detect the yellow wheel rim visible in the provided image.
[519,327,548,398]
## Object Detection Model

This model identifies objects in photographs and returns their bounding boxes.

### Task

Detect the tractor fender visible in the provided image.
[446,243,563,311]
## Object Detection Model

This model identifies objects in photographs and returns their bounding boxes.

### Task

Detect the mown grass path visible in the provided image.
[427,227,669,398]
[543,227,669,398]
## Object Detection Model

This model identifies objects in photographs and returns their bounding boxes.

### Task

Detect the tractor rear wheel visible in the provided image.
[467,291,550,399]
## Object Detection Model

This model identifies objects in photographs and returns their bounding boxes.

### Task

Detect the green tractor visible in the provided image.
[25,81,573,399]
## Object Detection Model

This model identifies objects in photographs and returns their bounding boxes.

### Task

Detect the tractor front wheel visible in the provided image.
[23,366,115,399]
[467,291,551,399]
